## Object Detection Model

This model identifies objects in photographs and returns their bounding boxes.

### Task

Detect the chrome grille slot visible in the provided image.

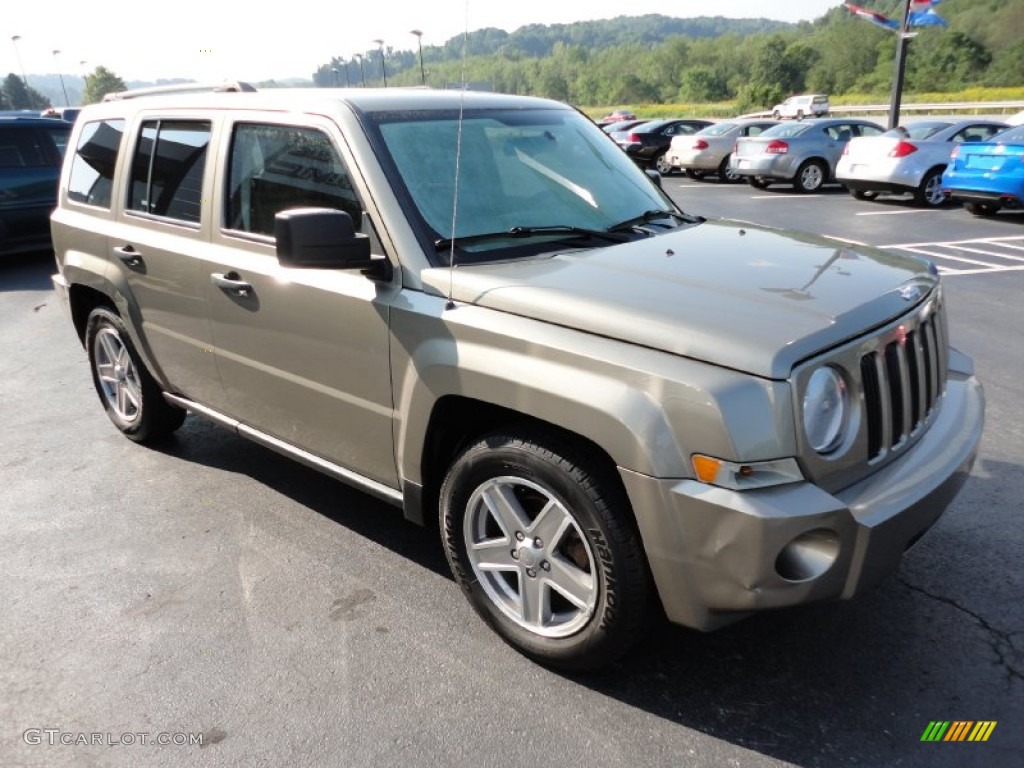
[860,304,948,460]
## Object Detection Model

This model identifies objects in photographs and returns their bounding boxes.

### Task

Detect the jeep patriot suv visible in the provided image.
[51,85,983,669]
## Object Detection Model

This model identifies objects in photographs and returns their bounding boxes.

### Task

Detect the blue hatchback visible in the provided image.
[0,115,72,255]
[941,124,1024,216]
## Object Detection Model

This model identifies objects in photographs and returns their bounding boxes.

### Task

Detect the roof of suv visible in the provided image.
[82,87,568,119]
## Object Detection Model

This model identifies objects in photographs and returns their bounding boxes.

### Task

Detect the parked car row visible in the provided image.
[650,113,1023,217]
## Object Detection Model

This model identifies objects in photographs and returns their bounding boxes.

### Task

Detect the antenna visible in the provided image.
[446,1,470,311]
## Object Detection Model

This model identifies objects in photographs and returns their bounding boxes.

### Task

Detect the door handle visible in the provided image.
[210,271,253,297]
[113,245,143,267]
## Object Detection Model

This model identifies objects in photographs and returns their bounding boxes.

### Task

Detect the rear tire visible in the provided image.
[85,307,186,443]
[748,176,771,189]
[914,168,947,207]
[965,201,999,217]
[718,156,741,183]
[684,169,706,180]
[439,429,651,670]
[794,160,827,193]
[851,189,879,201]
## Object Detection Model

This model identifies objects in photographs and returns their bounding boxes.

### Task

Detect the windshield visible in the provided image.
[761,122,813,139]
[372,108,676,260]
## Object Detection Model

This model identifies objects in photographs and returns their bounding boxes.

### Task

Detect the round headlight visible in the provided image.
[803,367,848,454]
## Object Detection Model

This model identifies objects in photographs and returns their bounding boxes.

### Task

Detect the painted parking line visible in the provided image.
[749,194,824,200]
[856,209,942,216]
[881,236,1024,276]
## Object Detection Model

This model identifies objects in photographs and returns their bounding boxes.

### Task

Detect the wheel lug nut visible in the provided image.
[541,560,550,571]
[527,569,537,578]
[511,550,519,560]
[533,537,543,548]
[515,531,525,541]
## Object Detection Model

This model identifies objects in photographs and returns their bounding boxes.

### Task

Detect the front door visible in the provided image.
[204,118,398,488]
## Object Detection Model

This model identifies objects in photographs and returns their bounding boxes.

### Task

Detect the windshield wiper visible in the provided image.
[435,225,631,250]
[607,209,701,233]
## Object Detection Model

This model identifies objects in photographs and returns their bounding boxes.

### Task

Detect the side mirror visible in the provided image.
[645,169,663,188]
[275,208,389,279]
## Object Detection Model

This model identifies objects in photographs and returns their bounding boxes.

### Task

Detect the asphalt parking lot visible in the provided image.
[2,184,1021,768]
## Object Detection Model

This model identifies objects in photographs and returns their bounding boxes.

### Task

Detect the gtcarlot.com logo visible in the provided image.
[920,721,997,743]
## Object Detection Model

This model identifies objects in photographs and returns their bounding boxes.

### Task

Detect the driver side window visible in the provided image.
[225,123,367,239]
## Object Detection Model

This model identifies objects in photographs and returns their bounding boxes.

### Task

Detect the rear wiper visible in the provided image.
[435,225,631,250]
[608,209,701,233]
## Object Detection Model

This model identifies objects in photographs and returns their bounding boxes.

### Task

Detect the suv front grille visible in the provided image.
[859,308,947,460]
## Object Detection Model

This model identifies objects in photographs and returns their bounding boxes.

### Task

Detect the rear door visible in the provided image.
[109,115,226,408]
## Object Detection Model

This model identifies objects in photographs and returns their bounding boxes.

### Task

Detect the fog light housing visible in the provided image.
[775,529,840,582]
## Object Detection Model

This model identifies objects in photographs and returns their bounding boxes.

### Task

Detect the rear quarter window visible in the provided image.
[67,120,125,209]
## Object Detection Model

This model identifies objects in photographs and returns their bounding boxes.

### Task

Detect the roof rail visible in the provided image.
[103,81,257,102]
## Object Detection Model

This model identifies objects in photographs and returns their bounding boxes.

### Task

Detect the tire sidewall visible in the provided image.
[796,160,825,192]
[440,436,635,668]
[85,307,178,441]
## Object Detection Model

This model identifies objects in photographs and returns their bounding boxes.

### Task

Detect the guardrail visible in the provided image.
[741,101,1024,120]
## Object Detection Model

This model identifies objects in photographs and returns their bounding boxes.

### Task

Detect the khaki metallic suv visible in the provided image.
[51,85,983,669]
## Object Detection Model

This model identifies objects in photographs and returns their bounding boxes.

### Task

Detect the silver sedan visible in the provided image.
[666,119,778,182]
[730,118,884,193]
[836,120,1009,207]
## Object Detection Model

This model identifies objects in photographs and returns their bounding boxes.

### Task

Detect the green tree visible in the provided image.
[677,66,728,102]
[83,66,127,104]
[2,73,50,109]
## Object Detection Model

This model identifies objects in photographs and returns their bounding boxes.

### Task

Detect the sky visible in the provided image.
[4,1,845,85]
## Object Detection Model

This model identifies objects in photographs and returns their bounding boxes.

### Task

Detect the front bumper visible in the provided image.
[619,366,983,631]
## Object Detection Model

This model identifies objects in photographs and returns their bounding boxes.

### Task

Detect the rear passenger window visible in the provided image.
[68,120,125,209]
[128,120,211,224]
[225,123,364,237]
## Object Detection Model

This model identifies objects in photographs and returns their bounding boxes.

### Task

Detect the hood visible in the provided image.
[421,220,938,379]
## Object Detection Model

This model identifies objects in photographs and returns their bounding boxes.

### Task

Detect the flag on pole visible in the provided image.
[844,3,900,31]
[909,9,948,27]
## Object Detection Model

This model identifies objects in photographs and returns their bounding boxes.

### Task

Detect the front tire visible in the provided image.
[684,169,707,180]
[654,154,673,175]
[439,430,651,670]
[748,175,771,189]
[794,159,827,193]
[85,307,186,442]
[851,189,879,201]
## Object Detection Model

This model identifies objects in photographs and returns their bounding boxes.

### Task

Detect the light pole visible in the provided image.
[340,61,350,87]
[354,53,366,87]
[10,35,28,88]
[331,67,340,87]
[372,39,387,87]
[887,0,913,129]
[52,49,70,106]
[410,29,426,86]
